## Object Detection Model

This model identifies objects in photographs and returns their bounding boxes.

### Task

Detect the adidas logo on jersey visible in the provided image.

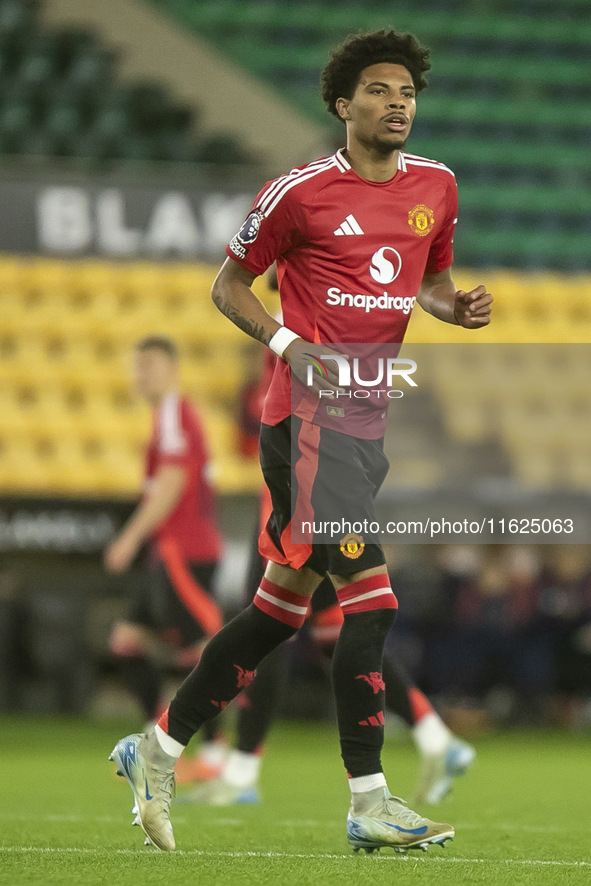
[334,214,364,236]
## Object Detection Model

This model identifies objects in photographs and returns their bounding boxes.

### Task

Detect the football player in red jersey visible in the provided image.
[183,345,475,809]
[105,336,226,777]
[110,30,491,853]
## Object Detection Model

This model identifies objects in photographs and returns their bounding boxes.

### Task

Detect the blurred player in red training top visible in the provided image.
[105,335,225,774]
[110,30,492,853]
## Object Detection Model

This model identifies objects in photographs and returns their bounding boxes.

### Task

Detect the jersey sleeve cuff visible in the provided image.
[224,246,267,277]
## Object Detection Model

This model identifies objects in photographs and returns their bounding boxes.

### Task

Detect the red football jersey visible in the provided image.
[145,392,222,563]
[226,149,457,437]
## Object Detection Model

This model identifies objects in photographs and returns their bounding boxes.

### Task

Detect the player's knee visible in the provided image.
[254,564,319,636]
[360,604,398,634]
[334,572,398,628]
[337,606,397,651]
[109,622,153,657]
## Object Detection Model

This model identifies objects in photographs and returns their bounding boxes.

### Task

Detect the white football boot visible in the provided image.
[347,787,454,853]
[109,730,176,850]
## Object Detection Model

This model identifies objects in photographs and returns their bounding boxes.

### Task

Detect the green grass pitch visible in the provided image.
[0,716,589,885]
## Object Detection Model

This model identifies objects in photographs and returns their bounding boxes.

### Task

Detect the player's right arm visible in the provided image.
[212,181,302,348]
[216,175,349,394]
[212,259,341,393]
[211,258,283,347]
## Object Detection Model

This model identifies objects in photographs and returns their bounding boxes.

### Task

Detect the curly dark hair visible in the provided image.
[321,30,431,120]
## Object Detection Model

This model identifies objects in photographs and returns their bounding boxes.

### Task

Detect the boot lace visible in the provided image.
[382,795,426,828]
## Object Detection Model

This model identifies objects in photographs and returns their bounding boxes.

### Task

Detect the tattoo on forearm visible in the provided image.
[213,293,270,345]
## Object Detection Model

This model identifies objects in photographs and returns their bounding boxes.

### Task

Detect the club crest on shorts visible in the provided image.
[340,533,365,559]
[408,203,435,237]
[236,210,264,245]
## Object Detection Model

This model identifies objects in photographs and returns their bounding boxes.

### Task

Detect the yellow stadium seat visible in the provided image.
[200,407,237,458]
[66,260,121,295]
[510,448,558,490]
[0,257,31,289]
[561,443,591,492]
[0,434,64,494]
[212,455,263,495]
[441,399,491,443]
[166,265,216,296]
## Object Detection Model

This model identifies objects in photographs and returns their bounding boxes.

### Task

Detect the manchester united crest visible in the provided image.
[339,533,365,560]
[408,203,435,237]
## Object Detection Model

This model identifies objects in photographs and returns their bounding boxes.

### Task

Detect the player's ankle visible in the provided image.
[152,724,185,762]
[349,773,388,813]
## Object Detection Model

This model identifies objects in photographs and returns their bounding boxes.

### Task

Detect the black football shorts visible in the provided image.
[259,416,388,577]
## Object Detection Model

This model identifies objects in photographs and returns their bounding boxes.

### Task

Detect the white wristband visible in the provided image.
[268,326,300,358]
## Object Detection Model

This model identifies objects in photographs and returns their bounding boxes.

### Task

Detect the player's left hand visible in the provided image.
[104,533,139,573]
[453,285,493,329]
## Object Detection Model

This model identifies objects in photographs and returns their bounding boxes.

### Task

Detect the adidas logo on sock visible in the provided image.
[334,214,365,236]
[358,711,385,727]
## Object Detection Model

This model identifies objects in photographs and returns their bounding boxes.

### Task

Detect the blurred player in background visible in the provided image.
[184,336,474,808]
[105,335,225,774]
[110,30,492,853]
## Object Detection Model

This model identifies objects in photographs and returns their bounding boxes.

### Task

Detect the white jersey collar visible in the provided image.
[335,147,407,173]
